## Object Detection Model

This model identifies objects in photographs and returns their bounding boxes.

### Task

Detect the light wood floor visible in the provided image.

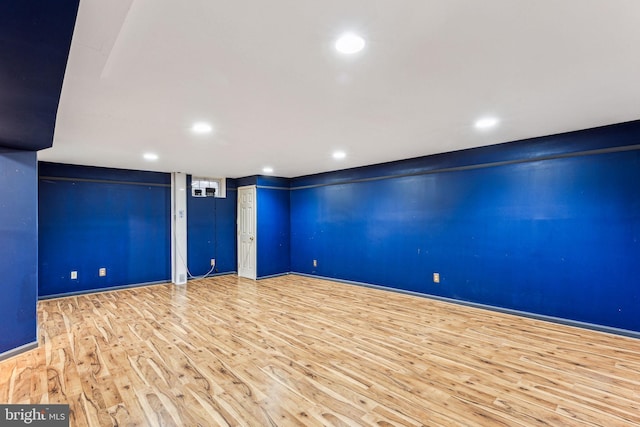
[1,275,640,426]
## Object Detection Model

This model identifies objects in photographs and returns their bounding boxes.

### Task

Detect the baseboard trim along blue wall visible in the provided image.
[290,120,640,335]
[0,341,39,363]
[293,272,640,340]
[0,149,39,355]
[38,280,170,300]
[38,272,239,301]
[256,272,291,280]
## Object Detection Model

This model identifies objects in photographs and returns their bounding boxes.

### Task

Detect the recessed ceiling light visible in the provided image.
[335,33,365,54]
[192,122,213,134]
[143,152,158,161]
[475,117,499,130]
[262,167,274,174]
[333,150,346,160]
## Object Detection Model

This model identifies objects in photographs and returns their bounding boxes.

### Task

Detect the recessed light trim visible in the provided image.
[475,117,499,130]
[333,150,346,160]
[143,152,158,161]
[262,167,274,174]
[335,33,365,54]
[192,122,213,134]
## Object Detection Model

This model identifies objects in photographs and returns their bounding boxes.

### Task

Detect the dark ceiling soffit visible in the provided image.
[0,0,79,152]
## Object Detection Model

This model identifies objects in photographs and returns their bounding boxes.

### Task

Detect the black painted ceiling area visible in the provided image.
[0,0,78,151]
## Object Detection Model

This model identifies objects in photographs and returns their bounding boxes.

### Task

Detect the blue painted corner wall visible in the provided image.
[0,149,38,354]
[187,176,237,276]
[38,163,172,296]
[257,186,290,277]
[290,121,640,334]
[236,176,291,277]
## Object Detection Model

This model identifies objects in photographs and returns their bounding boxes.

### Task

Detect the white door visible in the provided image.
[237,185,257,279]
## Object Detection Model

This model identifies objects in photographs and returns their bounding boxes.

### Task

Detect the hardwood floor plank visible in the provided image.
[2,274,640,426]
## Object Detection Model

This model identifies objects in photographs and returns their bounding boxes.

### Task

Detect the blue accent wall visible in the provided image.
[0,149,38,354]
[187,177,237,276]
[290,121,640,333]
[38,163,171,297]
[257,186,290,277]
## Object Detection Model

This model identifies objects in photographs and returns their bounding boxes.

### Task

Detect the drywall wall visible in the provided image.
[186,176,237,276]
[0,149,38,355]
[290,121,640,333]
[39,163,172,296]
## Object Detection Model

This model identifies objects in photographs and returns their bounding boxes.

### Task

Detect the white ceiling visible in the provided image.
[41,0,640,178]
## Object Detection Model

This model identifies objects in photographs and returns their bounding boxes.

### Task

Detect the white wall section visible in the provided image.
[171,172,188,285]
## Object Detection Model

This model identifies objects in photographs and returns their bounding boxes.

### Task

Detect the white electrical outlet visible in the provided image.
[313,259,317,267]
[99,268,106,277]
[71,271,77,280]
[211,258,216,267]
[433,272,440,283]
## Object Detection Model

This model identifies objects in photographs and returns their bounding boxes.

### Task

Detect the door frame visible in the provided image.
[237,185,257,279]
